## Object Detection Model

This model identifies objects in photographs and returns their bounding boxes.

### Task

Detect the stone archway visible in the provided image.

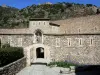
[25,44,51,66]
[36,47,44,58]
[31,44,51,63]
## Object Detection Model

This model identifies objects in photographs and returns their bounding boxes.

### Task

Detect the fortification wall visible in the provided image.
[0,35,34,47]
[44,34,100,65]
[52,14,100,34]
[0,34,100,65]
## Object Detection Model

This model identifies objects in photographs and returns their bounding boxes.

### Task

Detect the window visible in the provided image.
[44,22,45,25]
[33,21,36,25]
[76,38,83,47]
[33,22,34,25]
[39,22,40,25]
[56,38,60,47]
[94,27,97,31]
[18,38,22,47]
[67,38,71,47]
[78,27,81,33]
[8,36,14,46]
[8,36,11,44]
[89,37,93,46]
[78,38,83,47]
[78,29,80,33]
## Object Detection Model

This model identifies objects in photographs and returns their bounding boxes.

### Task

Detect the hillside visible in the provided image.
[20,3,98,20]
[0,2,100,28]
[0,6,28,28]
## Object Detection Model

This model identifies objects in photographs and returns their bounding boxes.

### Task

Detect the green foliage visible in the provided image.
[2,43,10,48]
[0,47,24,67]
[47,61,77,68]
[20,2,96,21]
[0,39,1,48]
[86,4,93,7]
[0,2,98,28]
[0,6,26,28]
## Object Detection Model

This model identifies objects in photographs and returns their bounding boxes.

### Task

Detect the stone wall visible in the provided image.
[0,34,100,65]
[29,21,60,34]
[44,34,100,65]
[52,14,100,34]
[0,35,34,47]
[0,57,26,75]
[29,21,51,34]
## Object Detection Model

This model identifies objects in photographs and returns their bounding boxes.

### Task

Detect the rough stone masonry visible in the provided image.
[0,15,100,65]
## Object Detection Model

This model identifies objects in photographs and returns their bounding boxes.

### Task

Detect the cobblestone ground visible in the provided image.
[16,65,75,75]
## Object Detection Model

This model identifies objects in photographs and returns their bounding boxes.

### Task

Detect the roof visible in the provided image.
[0,15,100,35]
[49,22,60,26]
[29,18,50,21]
[52,14,100,34]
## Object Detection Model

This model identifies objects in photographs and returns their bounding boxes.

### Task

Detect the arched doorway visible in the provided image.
[36,47,44,58]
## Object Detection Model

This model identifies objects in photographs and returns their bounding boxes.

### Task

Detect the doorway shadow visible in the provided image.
[36,47,44,58]
[75,65,100,75]
[31,63,47,65]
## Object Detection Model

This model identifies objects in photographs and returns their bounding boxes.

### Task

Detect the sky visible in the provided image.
[0,0,100,9]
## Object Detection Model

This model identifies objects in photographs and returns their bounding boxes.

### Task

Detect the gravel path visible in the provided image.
[16,65,75,75]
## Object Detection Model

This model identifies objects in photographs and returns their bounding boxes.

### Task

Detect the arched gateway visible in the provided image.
[32,44,51,64]
[26,29,51,64]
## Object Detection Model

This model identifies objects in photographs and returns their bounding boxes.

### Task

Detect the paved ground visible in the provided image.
[16,65,75,75]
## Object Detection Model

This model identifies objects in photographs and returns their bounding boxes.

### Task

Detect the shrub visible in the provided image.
[2,43,10,48]
[86,4,93,7]
[0,47,24,67]
[48,61,77,68]
[0,39,1,48]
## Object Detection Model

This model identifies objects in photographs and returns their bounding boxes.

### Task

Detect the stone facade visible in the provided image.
[0,15,100,65]
[0,57,26,75]
[44,35,100,65]
[0,35,33,47]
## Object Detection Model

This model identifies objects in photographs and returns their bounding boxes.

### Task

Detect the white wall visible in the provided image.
[29,21,51,33]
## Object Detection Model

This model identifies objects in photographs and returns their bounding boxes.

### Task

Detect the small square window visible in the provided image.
[78,28,81,33]
[44,22,45,25]
[33,22,35,25]
[39,22,40,25]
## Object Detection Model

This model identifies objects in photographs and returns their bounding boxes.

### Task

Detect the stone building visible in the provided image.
[0,15,100,66]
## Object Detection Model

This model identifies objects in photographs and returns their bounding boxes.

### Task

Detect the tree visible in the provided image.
[86,4,93,7]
